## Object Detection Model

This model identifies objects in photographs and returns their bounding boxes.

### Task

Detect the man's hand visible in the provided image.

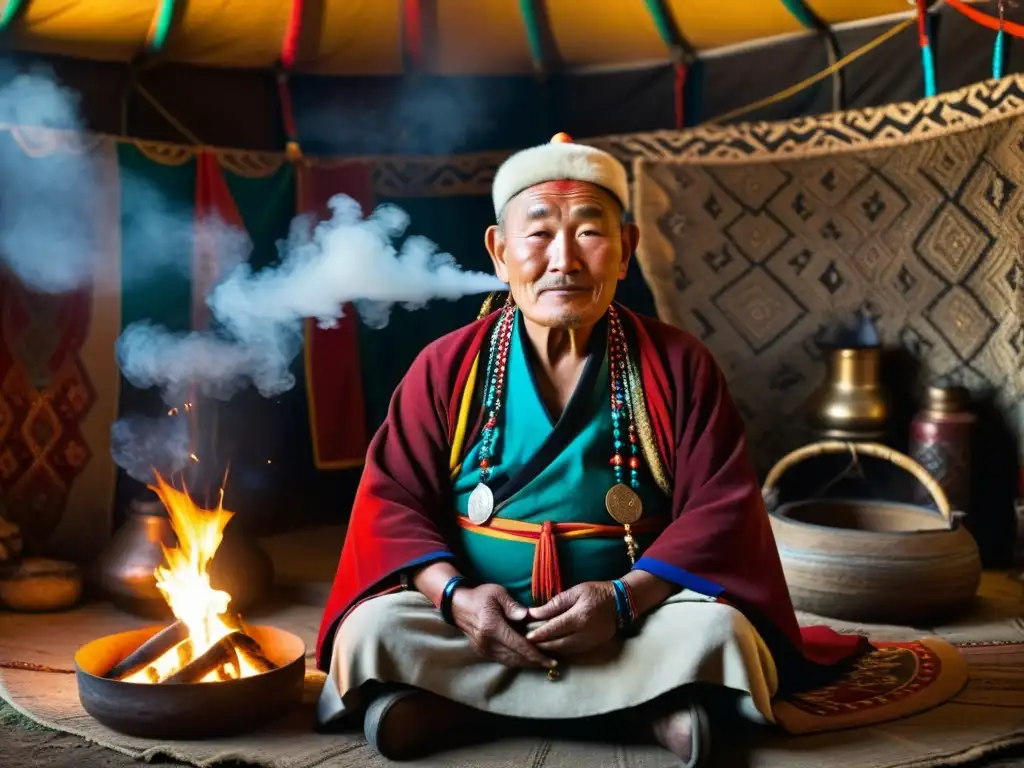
[450,584,556,670]
[523,582,618,656]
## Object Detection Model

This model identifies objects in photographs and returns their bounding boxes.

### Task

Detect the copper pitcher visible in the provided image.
[806,347,889,440]
[91,493,275,618]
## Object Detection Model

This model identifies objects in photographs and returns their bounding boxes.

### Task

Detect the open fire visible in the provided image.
[104,474,276,684]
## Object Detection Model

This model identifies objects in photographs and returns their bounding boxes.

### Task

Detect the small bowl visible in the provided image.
[74,624,305,739]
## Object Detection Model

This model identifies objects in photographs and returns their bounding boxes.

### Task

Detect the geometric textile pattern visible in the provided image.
[362,75,1024,198]
[0,277,96,544]
[0,131,121,560]
[634,108,1024,475]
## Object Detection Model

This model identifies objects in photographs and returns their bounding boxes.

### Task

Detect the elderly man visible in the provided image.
[315,134,866,766]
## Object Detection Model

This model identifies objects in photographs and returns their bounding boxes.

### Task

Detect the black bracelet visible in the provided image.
[439,575,468,626]
[610,579,637,632]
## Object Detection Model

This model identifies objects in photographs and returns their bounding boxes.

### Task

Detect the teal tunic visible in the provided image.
[452,313,668,606]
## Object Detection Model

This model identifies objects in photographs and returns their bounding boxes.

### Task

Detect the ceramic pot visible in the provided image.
[909,385,975,519]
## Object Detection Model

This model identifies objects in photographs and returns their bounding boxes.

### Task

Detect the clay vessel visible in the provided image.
[764,441,981,624]
[92,494,274,618]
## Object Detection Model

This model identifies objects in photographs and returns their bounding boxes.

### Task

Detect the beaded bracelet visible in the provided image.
[439,575,468,626]
[610,578,638,631]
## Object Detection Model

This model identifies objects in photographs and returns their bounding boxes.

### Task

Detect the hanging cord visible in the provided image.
[277,0,305,161]
[948,0,1024,36]
[711,17,914,124]
[994,0,1008,79]
[136,84,203,145]
[916,0,938,97]
[674,63,688,129]
[778,0,845,113]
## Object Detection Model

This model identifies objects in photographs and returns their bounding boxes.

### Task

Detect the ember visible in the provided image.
[104,474,276,684]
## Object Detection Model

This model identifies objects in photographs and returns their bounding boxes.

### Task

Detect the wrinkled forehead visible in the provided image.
[505,180,621,222]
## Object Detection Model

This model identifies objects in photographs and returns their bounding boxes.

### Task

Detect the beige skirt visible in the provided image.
[318,589,779,728]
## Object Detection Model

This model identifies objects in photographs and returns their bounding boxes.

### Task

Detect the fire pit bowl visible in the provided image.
[74,624,305,739]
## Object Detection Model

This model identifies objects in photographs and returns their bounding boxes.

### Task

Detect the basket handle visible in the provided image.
[761,440,952,527]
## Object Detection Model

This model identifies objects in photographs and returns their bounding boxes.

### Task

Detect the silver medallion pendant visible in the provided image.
[468,483,495,525]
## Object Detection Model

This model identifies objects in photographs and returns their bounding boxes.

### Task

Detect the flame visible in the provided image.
[123,473,261,684]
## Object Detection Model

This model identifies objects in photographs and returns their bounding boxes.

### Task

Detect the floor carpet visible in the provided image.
[2,526,1024,767]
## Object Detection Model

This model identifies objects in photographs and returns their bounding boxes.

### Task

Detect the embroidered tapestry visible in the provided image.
[632,80,1024,475]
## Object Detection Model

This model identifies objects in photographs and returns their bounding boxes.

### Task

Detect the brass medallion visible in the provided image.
[605,483,643,525]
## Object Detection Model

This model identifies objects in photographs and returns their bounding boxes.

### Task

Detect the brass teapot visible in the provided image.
[91,492,274,618]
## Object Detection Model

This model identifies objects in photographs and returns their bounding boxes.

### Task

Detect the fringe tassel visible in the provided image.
[531,521,563,605]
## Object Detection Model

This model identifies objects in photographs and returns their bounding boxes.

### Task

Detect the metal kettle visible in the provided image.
[91,491,275,618]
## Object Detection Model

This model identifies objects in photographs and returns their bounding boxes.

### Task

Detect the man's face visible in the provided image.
[485,181,639,329]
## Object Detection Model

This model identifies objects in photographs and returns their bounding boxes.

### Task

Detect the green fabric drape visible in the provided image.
[117,146,195,333]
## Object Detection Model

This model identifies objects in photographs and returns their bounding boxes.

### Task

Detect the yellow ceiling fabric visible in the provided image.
[7,0,929,75]
[547,0,664,68]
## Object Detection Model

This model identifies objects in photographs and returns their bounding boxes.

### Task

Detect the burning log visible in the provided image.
[161,631,277,684]
[105,621,189,681]
[230,632,276,675]
[163,632,243,684]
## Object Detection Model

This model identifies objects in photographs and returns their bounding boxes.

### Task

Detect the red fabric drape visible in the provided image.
[193,151,246,332]
[298,162,372,469]
[191,152,249,457]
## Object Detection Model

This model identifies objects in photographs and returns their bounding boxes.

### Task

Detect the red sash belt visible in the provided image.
[456,516,667,604]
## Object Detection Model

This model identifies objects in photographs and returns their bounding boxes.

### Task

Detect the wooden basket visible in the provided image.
[763,440,981,624]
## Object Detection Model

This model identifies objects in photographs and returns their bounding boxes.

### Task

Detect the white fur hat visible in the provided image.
[491,133,629,219]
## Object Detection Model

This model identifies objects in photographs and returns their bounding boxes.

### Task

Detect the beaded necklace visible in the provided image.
[466,304,645,563]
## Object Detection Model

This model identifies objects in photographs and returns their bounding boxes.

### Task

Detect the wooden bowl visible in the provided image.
[74,624,305,739]
[764,441,982,624]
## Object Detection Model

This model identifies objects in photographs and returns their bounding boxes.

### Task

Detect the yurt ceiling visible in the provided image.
[5,0,953,76]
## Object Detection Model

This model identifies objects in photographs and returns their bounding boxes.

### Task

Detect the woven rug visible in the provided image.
[2,528,1024,767]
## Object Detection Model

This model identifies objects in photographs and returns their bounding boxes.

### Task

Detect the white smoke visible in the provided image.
[117,194,504,403]
[0,65,248,294]
[0,66,504,480]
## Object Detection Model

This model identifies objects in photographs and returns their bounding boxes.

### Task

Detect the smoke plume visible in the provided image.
[0,66,504,482]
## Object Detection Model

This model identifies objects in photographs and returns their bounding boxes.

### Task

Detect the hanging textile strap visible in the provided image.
[916,0,937,97]
[277,0,305,161]
[0,0,28,31]
[641,1,697,129]
[778,0,845,112]
[146,0,178,53]
[518,0,560,76]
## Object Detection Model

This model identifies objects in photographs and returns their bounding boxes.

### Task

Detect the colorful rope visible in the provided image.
[947,0,1024,38]
[710,16,914,124]
[281,0,304,70]
[146,0,177,53]
[403,0,424,70]
[277,0,305,159]
[640,0,697,128]
[916,0,937,97]
[994,0,1007,79]
[0,0,29,31]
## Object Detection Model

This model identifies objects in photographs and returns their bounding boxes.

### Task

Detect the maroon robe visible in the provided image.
[316,305,868,692]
